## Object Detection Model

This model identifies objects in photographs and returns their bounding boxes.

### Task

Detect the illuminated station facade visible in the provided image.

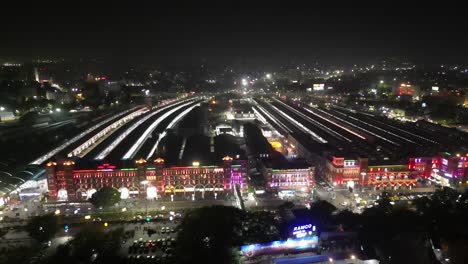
[46,156,247,201]
[325,152,468,190]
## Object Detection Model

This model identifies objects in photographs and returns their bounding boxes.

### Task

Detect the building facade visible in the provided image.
[324,156,368,189]
[265,167,314,196]
[259,157,315,196]
[46,156,247,201]
[325,153,468,189]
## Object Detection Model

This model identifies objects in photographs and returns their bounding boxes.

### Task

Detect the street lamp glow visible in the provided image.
[266,73,272,79]
[329,258,333,262]
[56,108,61,112]
[0,107,5,111]
[380,80,384,84]
[351,255,356,259]
[242,78,248,86]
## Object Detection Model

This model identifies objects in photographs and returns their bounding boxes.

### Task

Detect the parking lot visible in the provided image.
[120,220,178,262]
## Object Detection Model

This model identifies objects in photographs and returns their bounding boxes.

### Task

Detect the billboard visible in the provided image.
[313,84,325,91]
[240,236,318,258]
[292,224,316,238]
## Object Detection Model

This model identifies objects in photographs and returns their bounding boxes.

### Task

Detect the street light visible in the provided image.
[0,106,4,111]
[140,180,149,218]
[361,172,366,193]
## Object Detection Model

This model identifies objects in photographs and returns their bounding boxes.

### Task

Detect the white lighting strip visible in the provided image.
[268,103,328,144]
[273,98,354,142]
[122,100,198,160]
[94,99,195,160]
[67,108,148,157]
[300,107,366,141]
[315,108,399,146]
[345,114,417,144]
[253,102,292,134]
[29,107,139,165]
[359,116,438,144]
[333,109,418,145]
[252,107,268,125]
[146,103,200,159]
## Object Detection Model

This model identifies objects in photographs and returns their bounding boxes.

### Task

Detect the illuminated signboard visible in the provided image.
[313,84,324,91]
[292,224,316,238]
[240,236,318,258]
[432,86,439,91]
[97,163,116,170]
[442,159,448,166]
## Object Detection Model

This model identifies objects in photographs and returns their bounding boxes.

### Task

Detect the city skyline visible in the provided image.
[1,6,468,66]
[0,5,467,264]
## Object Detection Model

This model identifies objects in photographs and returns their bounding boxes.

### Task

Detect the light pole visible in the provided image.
[360,172,366,193]
[141,180,148,217]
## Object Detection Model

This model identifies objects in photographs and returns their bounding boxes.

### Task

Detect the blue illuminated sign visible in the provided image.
[240,236,318,257]
[293,224,312,232]
[292,224,316,238]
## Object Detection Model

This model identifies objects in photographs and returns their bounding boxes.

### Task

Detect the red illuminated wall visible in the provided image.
[46,158,247,201]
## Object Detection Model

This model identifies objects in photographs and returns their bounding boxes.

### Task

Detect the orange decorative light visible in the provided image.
[135,158,147,164]
[63,161,75,166]
[222,156,233,161]
[154,158,165,163]
[46,161,57,167]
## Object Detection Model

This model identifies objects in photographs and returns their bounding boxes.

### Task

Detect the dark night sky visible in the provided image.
[1,5,467,66]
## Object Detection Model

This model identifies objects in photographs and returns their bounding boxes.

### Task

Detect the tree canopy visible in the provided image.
[174,206,245,264]
[25,214,59,242]
[89,187,121,208]
[173,205,280,264]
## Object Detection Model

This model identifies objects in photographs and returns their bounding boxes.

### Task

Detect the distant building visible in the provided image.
[325,153,468,189]
[260,157,314,196]
[0,111,15,122]
[325,156,368,189]
[395,83,420,100]
[46,89,72,104]
[215,124,235,136]
[435,152,468,185]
